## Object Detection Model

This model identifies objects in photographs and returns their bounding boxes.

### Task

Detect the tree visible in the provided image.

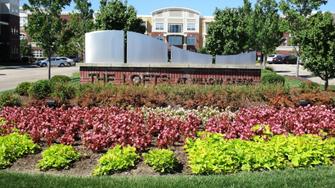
[95,0,145,33]
[206,7,251,55]
[20,39,32,57]
[300,12,335,91]
[24,0,71,79]
[58,0,94,59]
[254,0,283,65]
[280,0,328,76]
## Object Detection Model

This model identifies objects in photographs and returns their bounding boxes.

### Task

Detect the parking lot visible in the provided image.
[0,65,79,92]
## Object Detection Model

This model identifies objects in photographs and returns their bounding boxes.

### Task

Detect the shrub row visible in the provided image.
[185,132,335,175]
[1,76,333,109]
[94,146,178,176]
[0,133,38,168]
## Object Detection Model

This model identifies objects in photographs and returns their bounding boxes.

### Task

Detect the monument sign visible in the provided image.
[80,30,261,85]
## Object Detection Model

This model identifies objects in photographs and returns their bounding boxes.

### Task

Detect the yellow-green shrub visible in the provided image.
[93,145,139,176]
[0,133,38,168]
[185,132,335,175]
[143,149,178,173]
[38,144,80,170]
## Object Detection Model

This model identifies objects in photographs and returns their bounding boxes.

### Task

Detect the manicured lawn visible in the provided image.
[1,166,335,188]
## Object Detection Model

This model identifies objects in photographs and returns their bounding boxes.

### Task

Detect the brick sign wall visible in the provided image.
[80,66,261,85]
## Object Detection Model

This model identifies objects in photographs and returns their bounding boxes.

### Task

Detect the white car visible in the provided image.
[36,57,72,67]
[59,57,75,66]
[267,54,278,63]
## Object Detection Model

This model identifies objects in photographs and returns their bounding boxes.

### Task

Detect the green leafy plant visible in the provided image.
[50,75,71,84]
[0,91,21,109]
[38,144,80,170]
[15,82,32,96]
[93,145,139,176]
[51,83,76,104]
[185,132,335,175]
[143,149,178,173]
[29,80,52,99]
[262,74,285,85]
[0,133,38,168]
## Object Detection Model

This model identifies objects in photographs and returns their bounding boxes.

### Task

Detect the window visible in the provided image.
[33,50,44,58]
[187,36,196,45]
[168,24,183,33]
[168,36,183,46]
[187,23,196,31]
[155,23,164,30]
[205,23,210,33]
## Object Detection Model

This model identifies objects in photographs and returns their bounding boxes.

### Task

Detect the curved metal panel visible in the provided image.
[171,46,212,64]
[215,51,256,65]
[127,31,168,64]
[85,30,124,64]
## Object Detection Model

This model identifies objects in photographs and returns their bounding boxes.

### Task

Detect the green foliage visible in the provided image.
[95,0,145,33]
[185,132,335,175]
[143,149,178,173]
[52,83,76,104]
[0,91,21,109]
[93,145,139,176]
[23,0,71,58]
[253,0,283,59]
[0,118,5,126]
[262,74,285,85]
[300,12,335,91]
[38,144,80,171]
[15,82,32,96]
[206,0,282,57]
[20,39,32,57]
[29,80,52,99]
[279,0,327,49]
[206,7,251,55]
[0,133,38,169]
[58,0,94,57]
[50,75,71,84]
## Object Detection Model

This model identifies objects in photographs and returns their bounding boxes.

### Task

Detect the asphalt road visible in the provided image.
[0,65,79,92]
[267,64,335,86]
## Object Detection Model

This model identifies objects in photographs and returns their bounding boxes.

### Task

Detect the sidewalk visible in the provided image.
[269,64,335,86]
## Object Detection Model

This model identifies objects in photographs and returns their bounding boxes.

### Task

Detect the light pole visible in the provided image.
[47,0,52,80]
[124,0,128,64]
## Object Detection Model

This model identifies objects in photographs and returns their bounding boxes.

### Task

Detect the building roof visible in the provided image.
[151,7,200,15]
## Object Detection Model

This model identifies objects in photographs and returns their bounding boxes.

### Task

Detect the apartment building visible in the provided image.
[0,0,20,63]
[139,7,214,52]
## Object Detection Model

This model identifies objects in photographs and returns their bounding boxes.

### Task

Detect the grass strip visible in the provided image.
[1,166,335,188]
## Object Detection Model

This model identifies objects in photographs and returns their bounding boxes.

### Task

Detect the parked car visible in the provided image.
[268,54,298,64]
[269,54,287,64]
[267,54,278,63]
[68,55,81,63]
[59,57,75,66]
[35,57,68,67]
[283,55,298,64]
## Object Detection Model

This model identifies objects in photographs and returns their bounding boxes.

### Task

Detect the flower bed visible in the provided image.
[1,106,335,152]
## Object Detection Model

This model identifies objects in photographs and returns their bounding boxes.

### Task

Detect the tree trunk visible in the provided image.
[324,79,329,91]
[296,56,300,77]
[262,54,267,69]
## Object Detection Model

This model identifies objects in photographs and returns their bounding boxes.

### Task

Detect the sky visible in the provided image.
[20,0,335,16]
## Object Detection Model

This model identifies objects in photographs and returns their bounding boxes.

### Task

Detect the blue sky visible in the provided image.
[21,0,335,16]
